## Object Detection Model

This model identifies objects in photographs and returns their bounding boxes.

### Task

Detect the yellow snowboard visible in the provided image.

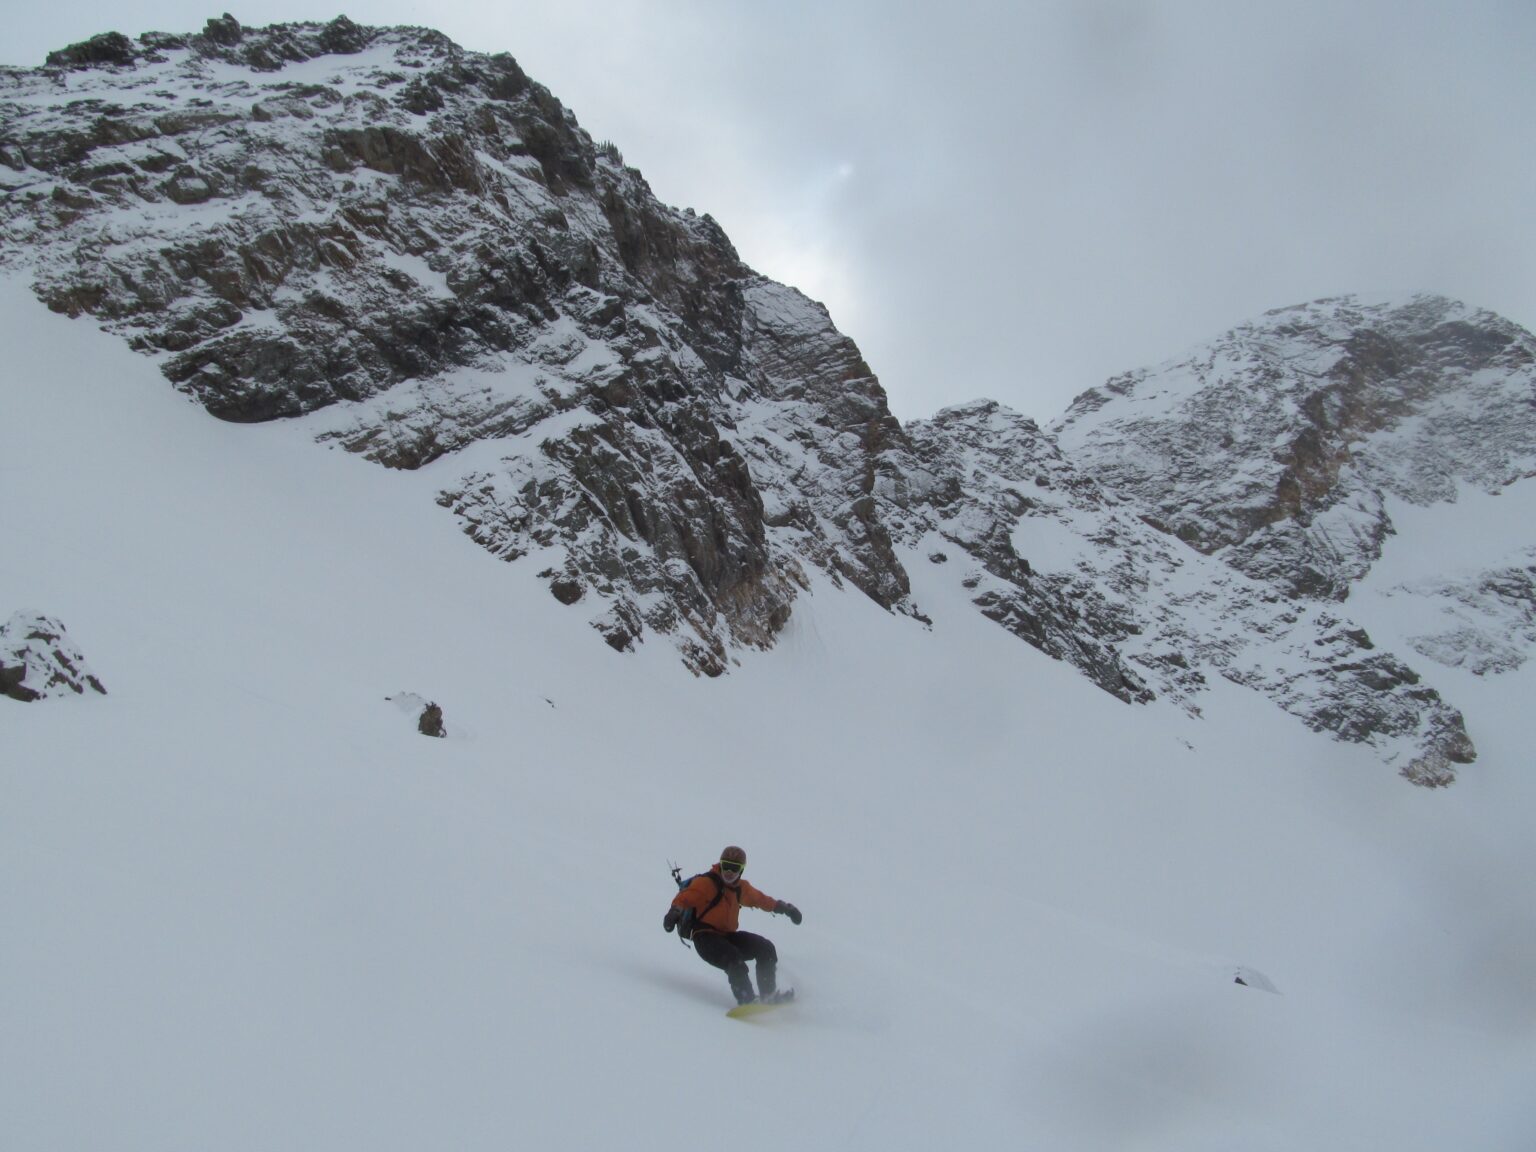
[726,990,794,1019]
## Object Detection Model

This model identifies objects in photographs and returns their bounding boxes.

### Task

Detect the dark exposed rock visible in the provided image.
[163,166,219,205]
[201,14,245,48]
[385,692,446,737]
[317,16,371,56]
[418,702,446,738]
[45,32,138,69]
[138,32,191,54]
[399,77,446,115]
[1,613,107,701]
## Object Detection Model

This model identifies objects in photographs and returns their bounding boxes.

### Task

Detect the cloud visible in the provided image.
[7,0,1534,423]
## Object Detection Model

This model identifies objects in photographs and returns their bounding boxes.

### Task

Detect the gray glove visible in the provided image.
[775,901,802,925]
[663,907,682,933]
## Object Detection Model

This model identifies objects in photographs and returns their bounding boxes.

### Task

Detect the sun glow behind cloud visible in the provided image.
[742,160,862,327]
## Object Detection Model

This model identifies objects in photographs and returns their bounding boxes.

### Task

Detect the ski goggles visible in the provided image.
[719,860,744,876]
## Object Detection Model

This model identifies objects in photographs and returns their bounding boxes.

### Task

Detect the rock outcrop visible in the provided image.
[0,612,107,701]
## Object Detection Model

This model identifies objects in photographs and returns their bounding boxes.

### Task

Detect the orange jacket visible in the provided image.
[670,865,779,935]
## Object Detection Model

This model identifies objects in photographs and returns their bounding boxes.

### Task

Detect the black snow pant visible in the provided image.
[691,930,777,1003]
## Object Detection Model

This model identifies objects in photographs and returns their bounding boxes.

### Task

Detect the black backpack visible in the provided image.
[674,869,732,939]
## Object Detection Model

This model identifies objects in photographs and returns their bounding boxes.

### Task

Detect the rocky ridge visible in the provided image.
[1050,295,1536,778]
[889,401,1474,784]
[0,18,1516,782]
[1053,295,1536,601]
[0,15,914,675]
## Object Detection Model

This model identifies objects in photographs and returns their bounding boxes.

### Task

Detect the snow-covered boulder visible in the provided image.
[0,612,107,702]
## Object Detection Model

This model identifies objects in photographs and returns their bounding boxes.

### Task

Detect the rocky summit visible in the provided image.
[3,17,1531,783]
[1054,295,1536,602]
[0,15,913,677]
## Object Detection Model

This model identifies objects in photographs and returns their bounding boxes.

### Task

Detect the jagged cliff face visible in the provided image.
[0,16,913,675]
[1054,295,1536,600]
[890,401,1476,785]
[2,18,1519,783]
[1046,294,1536,781]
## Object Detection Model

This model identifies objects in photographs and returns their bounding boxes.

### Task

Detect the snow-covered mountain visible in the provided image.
[5,17,1526,784]
[1054,294,1536,780]
[1054,294,1536,603]
[5,18,1536,1152]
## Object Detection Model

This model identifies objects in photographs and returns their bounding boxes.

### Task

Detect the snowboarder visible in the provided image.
[664,845,801,1005]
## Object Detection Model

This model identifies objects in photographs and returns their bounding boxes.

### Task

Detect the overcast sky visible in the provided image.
[7,2,1535,422]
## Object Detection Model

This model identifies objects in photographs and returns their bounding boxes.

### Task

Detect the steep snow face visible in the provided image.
[5,270,1536,1152]
[1053,294,1536,601]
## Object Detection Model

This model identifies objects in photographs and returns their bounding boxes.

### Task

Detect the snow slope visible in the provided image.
[3,277,1534,1149]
